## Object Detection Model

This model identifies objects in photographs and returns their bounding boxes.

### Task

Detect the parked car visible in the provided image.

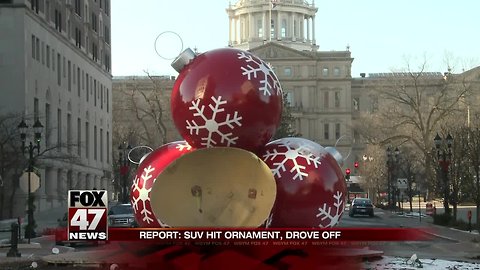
[108,203,138,228]
[349,198,374,217]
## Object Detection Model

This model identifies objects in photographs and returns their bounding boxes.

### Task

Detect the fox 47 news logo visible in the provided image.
[68,190,108,241]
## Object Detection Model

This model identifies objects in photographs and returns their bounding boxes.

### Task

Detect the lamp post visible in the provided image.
[434,133,453,216]
[386,147,400,209]
[18,118,43,243]
[118,142,132,204]
[412,181,421,222]
[362,154,374,199]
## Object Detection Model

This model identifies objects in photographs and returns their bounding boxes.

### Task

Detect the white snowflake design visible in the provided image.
[237,52,283,96]
[175,141,192,151]
[316,191,344,228]
[186,96,243,147]
[262,139,321,181]
[131,165,156,224]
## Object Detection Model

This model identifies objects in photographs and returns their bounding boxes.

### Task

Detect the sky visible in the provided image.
[111,0,479,78]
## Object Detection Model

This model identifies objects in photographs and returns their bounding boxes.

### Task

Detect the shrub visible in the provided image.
[433,213,452,226]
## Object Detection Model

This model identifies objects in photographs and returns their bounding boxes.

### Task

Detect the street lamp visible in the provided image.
[386,147,400,209]
[118,142,132,204]
[434,133,453,216]
[18,118,43,243]
[362,154,374,200]
[412,181,421,222]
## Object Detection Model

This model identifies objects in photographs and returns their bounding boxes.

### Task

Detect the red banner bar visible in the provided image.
[107,228,432,243]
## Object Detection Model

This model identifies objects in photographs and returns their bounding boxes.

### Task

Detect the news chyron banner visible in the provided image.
[68,190,108,241]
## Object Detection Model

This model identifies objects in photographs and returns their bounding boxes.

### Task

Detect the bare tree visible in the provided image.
[0,112,81,219]
[114,74,175,148]
[354,59,475,206]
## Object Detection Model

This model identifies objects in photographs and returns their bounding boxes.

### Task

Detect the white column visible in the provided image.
[232,18,236,44]
[276,11,281,40]
[306,17,310,42]
[312,16,316,45]
[262,11,266,40]
[249,13,253,40]
[290,12,295,41]
[45,167,55,198]
[57,169,67,200]
[86,174,92,189]
[229,17,233,45]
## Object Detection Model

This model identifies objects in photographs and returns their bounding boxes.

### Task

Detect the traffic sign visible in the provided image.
[19,172,40,193]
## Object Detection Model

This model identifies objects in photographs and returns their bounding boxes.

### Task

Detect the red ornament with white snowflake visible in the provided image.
[260,137,347,228]
[130,141,193,227]
[170,47,283,153]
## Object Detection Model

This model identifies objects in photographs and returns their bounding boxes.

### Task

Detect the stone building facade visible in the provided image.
[0,0,112,217]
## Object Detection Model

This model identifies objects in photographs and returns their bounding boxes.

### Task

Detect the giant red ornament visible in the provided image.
[130,141,194,227]
[260,138,347,228]
[170,47,283,153]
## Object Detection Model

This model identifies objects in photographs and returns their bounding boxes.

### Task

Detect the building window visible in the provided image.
[106,88,109,112]
[86,73,89,101]
[46,45,50,67]
[94,79,97,106]
[77,67,81,97]
[45,103,50,146]
[308,120,315,139]
[104,53,110,71]
[35,38,40,61]
[77,118,81,156]
[41,42,44,65]
[281,19,287,38]
[51,49,55,71]
[353,97,359,111]
[335,123,341,140]
[31,35,35,59]
[30,0,39,13]
[75,28,82,48]
[100,85,103,109]
[94,125,97,160]
[63,57,66,78]
[67,113,72,153]
[100,128,103,162]
[85,122,89,159]
[104,26,110,44]
[75,0,81,16]
[284,67,292,76]
[91,12,98,32]
[54,9,62,32]
[322,67,328,77]
[57,53,61,86]
[334,67,340,77]
[257,19,263,38]
[33,98,39,121]
[106,131,110,163]
[68,60,71,91]
[324,91,329,108]
[270,19,275,39]
[324,123,329,140]
[286,91,294,106]
[334,92,340,108]
[105,0,110,16]
[57,109,62,149]
[92,43,98,61]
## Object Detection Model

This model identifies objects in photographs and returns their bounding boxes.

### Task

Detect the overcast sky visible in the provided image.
[111,0,479,77]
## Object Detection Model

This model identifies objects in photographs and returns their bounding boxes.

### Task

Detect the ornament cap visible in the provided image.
[325,146,344,167]
[171,48,197,72]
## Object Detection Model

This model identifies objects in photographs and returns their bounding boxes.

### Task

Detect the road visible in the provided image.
[339,207,480,263]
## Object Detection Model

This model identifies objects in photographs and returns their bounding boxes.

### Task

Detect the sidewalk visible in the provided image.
[383,209,480,262]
